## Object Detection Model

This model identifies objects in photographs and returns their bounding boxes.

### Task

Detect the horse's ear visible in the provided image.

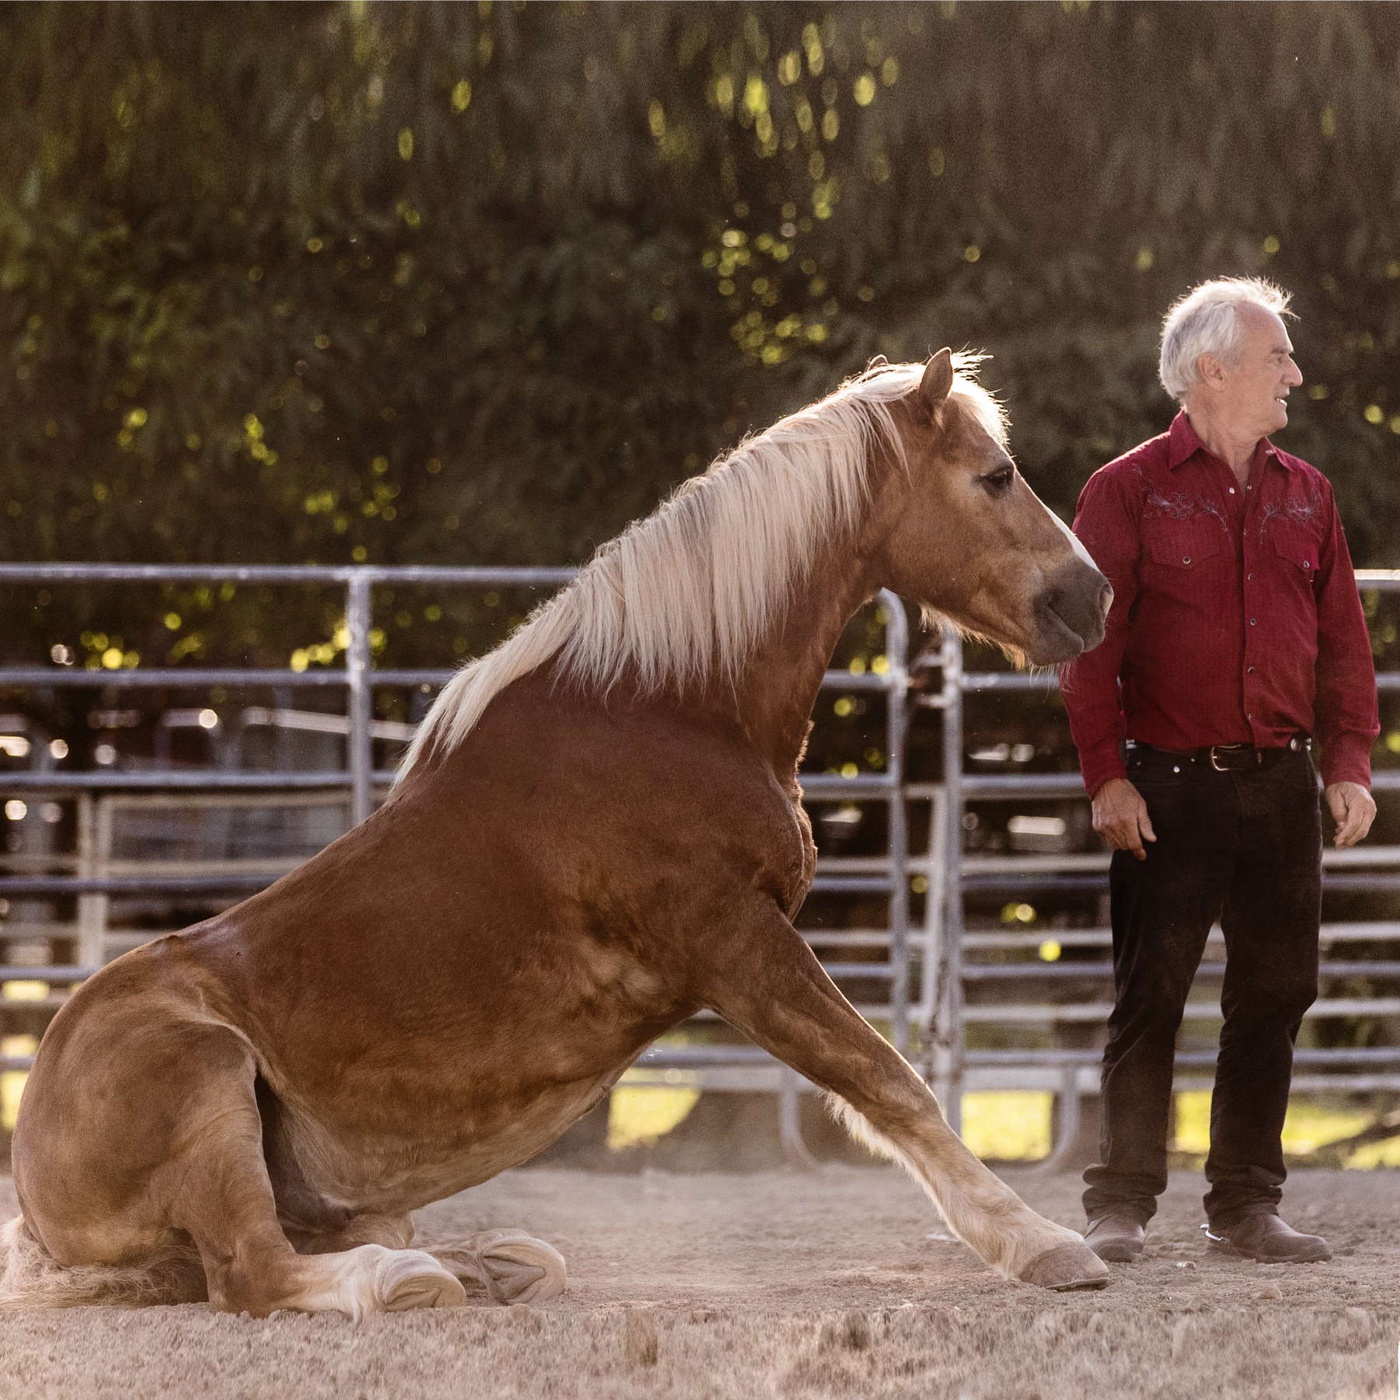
[867,354,889,370]
[917,349,955,418]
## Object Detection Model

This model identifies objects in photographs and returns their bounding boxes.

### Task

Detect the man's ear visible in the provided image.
[1197,351,1227,389]
[918,348,955,418]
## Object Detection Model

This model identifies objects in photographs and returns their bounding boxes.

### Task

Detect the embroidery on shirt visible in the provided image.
[1258,488,1323,537]
[1141,484,1230,534]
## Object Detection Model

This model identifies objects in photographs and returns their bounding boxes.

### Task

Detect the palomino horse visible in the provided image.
[3,352,1112,1317]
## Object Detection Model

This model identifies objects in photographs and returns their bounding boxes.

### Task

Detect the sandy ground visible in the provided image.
[0,1165,1396,1400]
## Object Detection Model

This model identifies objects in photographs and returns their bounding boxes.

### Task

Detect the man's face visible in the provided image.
[1213,302,1303,439]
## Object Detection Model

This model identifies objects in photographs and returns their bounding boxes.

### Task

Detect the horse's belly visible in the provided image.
[271,1070,616,1217]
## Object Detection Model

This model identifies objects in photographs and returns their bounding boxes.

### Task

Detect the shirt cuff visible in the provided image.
[1077,740,1127,798]
[1319,733,1374,790]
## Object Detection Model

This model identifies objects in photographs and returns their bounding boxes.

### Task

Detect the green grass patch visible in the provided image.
[607,1085,700,1150]
[961,1091,1053,1160]
[1174,1089,1400,1167]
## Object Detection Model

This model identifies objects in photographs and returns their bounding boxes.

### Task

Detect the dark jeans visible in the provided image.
[1082,744,1322,1230]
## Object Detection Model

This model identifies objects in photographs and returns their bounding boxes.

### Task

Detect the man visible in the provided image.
[1061,277,1378,1264]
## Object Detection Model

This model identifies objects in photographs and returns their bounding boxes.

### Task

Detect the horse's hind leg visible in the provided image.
[287,1215,565,1310]
[156,1031,467,1318]
[702,902,1108,1291]
[294,1216,566,1305]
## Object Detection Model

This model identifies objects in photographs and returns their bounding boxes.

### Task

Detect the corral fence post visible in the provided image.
[936,630,966,1135]
[345,572,374,828]
[881,589,911,1056]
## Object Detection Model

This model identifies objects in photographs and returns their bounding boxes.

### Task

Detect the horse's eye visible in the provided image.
[981,466,1015,496]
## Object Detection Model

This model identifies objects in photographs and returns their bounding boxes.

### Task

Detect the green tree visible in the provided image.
[2,2,1398,684]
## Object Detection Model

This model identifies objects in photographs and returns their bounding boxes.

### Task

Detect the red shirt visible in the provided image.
[1061,412,1378,796]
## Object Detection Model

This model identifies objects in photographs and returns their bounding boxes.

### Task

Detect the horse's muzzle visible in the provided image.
[1028,560,1112,664]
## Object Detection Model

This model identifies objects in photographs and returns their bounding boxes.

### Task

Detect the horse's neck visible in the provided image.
[722,544,878,779]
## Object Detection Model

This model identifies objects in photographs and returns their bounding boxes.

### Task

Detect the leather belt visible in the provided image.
[1126,736,1310,772]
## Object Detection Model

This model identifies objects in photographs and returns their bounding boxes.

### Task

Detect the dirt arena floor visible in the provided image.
[0,1164,1396,1400]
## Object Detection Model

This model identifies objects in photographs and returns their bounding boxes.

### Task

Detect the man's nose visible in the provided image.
[1285,358,1303,386]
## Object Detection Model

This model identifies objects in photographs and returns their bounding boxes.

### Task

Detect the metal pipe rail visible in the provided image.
[961,960,1400,981]
[967,1046,1400,1069]
[0,754,901,793]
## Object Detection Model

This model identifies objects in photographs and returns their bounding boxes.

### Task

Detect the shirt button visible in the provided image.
[1247,573,1255,581]
[1249,617,1257,626]
[1247,666,1256,674]
[1182,555,1191,564]
[1228,487,1236,494]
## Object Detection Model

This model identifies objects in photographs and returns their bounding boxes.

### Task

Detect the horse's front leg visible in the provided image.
[698,898,1108,1291]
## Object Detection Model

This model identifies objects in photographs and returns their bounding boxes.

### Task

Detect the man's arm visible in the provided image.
[1312,483,1380,847]
[1060,468,1156,859]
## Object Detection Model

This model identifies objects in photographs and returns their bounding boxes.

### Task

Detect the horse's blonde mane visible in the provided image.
[399,356,1004,774]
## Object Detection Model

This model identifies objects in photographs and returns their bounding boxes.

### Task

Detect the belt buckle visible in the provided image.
[1209,744,1250,772]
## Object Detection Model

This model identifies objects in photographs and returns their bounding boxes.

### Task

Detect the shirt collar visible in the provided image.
[1168,410,1292,474]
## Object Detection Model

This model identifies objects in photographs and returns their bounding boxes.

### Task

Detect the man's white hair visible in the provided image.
[1159,277,1293,402]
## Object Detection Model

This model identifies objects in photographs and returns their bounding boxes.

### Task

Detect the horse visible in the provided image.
[2,351,1112,1317]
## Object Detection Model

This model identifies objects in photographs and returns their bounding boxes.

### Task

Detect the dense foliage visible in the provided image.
[3,1,1400,674]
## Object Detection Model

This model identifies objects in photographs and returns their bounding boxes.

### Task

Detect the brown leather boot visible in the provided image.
[1084,1213,1145,1262]
[1203,1214,1331,1263]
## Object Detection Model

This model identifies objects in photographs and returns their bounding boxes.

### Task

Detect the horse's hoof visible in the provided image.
[1018,1242,1110,1291]
[438,1229,567,1304]
[378,1250,469,1311]
[473,1229,568,1304]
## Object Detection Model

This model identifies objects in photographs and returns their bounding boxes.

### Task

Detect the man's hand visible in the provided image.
[1092,777,1157,860]
[1324,781,1376,848]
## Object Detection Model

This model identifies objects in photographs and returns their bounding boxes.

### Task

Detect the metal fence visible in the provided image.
[1,562,1398,1160]
[0,564,914,1159]
[925,569,1400,1154]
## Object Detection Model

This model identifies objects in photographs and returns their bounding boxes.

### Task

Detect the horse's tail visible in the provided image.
[0,1215,206,1309]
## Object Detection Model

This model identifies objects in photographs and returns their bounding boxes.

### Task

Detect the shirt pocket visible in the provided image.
[1269,522,1322,583]
[1140,519,1230,616]
[1143,521,1228,572]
